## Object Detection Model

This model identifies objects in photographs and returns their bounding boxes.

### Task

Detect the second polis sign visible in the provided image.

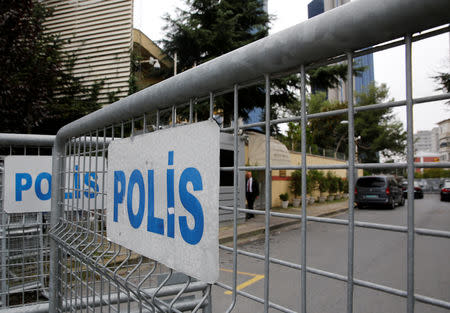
[106,121,220,283]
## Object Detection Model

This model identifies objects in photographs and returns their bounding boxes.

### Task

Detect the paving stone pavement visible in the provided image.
[219,199,349,244]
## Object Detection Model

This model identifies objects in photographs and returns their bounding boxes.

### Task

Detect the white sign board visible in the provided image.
[106,121,220,283]
[3,156,104,213]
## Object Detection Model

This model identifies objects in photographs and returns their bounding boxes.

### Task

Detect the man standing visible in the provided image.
[245,171,259,219]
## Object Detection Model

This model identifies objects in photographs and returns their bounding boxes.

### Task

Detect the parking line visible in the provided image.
[220,268,265,295]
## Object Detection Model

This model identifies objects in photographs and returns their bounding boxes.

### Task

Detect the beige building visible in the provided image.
[438,118,450,161]
[245,132,360,208]
[133,29,173,90]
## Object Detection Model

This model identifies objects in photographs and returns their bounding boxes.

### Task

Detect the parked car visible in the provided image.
[440,181,450,201]
[401,181,424,199]
[355,175,404,209]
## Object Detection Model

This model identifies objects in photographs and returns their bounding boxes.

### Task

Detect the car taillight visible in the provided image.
[354,187,357,195]
[414,187,420,191]
[443,188,450,192]
[385,187,390,195]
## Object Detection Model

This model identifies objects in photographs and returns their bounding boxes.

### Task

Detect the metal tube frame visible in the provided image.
[46,1,450,313]
[0,134,54,309]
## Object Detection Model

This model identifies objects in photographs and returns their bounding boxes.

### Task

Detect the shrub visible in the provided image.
[289,170,302,198]
[279,193,289,201]
[307,170,321,194]
[337,177,345,193]
[316,171,328,194]
[342,178,349,193]
[327,172,339,194]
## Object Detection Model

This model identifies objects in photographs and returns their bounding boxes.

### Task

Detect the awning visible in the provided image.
[247,131,291,166]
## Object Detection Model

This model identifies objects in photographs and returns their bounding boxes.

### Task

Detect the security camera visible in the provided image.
[149,57,161,69]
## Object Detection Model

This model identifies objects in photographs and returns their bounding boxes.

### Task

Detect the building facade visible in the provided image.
[42,0,171,105]
[414,151,441,173]
[43,0,134,104]
[414,128,440,153]
[307,0,374,102]
[438,118,450,161]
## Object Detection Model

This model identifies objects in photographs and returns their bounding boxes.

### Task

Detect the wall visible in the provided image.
[43,0,133,104]
[244,137,360,207]
[271,152,356,207]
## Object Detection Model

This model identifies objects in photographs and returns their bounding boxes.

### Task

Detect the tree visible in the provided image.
[161,0,369,132]
[435,72,450,92]
[162,0,301,130]
[283,122,302,151]
[306,83,406,163]
[434,71,450,105]
[0,1,102,134]
[353,83,406,162]
[162,0,269,71]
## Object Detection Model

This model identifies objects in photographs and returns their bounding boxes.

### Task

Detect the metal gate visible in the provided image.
[0,134,55,309]
[47,0,450,312]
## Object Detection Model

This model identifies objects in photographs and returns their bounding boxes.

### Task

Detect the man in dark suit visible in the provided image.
[245,171,259,219]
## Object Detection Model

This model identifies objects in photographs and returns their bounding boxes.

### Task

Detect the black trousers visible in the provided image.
[246,192,256,218]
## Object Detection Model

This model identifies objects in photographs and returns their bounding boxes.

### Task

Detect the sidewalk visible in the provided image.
[219,199,349,245]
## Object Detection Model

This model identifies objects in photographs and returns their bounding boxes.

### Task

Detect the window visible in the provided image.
[356,177,386,187]
[220,149,234,186]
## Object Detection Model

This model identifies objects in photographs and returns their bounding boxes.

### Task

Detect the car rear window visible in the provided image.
[357,177,386,187]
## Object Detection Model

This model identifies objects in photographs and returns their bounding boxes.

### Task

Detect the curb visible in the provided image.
[219,207,349,245]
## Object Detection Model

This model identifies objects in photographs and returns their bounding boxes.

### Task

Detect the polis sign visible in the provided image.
[106,121,220,283]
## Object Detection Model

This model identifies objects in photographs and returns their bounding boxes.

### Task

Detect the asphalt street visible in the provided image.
[213,194,450,312]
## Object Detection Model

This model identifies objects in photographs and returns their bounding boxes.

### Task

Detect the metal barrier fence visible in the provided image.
[0,134,55,309]
[415,178,449,193]
[47,0,450,312]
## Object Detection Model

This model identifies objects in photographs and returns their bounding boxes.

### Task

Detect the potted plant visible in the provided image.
[342,178,349,199]
[307,170,320,204]
[326,172,338,201]
[333,176,341,199]
[289,170,302,207]
[336,178,345,199]
[317,171,328,202]
[279,193,289,209]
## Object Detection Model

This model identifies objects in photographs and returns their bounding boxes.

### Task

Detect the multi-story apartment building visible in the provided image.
[414,128,440,153]
[42,0,171,105]
[438,118,450,161]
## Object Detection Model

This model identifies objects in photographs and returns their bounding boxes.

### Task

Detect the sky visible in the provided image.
[133,0,450,132]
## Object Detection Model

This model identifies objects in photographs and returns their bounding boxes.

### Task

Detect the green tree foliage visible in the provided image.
[326,171,339,194]
[306,83,406,163]
[162,0,301,129]
[0,1,102,134]
[434,71,450,93]
[162,0,269,71]
[354,83,406,162]
[290,169,321,196]
[161,0,367,131]
[434,71,450,105]
[308,64,348,94]
[290,170,302,197]
[415,168,450,179]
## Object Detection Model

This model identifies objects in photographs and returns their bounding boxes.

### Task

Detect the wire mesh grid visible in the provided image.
[0,143,53,308]
[46,3,450,312]
[50,125,211,313]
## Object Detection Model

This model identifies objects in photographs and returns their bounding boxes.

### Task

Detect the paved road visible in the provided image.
[212,194,450,312]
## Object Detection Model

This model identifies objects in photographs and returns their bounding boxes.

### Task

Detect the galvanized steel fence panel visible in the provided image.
[46,0,450,313]
[0,134,55,309]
